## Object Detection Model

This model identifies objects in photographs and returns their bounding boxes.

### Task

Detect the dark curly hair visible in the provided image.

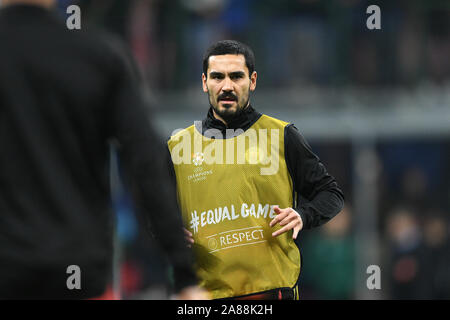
[202,40,255,78]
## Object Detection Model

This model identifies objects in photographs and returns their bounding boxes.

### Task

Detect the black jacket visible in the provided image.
[170,105,344,230]
[0,4,195,299]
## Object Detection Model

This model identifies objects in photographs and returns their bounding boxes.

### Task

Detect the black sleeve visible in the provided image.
[107,41,197,292]
[284,124,344,230]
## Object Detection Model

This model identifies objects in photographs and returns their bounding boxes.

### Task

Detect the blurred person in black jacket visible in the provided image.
[0,0,207,299]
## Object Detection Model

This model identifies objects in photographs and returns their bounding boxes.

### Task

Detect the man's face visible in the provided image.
[202,54,257,123]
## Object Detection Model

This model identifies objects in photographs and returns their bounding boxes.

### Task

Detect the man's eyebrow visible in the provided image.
[229,71,246,77]
[209,71,246,77]
[209,71,224,77]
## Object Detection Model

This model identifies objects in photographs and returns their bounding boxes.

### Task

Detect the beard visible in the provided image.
[208,90,250,124]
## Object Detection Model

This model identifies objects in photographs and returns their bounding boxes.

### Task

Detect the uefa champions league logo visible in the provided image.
[192,152,205,166]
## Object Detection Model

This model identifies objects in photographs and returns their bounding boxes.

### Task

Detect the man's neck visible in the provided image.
[1,0,55,8]
[212,109,227,126]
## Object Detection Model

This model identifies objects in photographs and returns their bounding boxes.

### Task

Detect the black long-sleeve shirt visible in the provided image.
[0,4,195,299]
[169,105,344,230]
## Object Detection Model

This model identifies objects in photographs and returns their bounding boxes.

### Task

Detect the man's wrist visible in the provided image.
[295,206,310,230]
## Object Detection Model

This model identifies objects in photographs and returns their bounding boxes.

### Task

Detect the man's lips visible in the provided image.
[218,96,237,103]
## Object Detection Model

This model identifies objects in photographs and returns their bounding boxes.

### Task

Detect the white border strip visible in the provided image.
[205,226,263,238]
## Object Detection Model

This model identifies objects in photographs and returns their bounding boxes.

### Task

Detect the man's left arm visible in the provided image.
[285,124,344,229]
[270,124,344,237]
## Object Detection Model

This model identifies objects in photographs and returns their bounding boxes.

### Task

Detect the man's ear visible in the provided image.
[202,73,208,93]
[250,71,257,91]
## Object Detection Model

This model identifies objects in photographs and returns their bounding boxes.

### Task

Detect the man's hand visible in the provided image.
[269,206,303,239]
[184,228,194,248]
[173,286,211,300]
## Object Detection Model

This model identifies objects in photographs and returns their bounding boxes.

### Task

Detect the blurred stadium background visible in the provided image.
[56,0,450,299]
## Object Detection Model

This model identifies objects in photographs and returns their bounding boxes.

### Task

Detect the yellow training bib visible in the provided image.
[168,115,300,299]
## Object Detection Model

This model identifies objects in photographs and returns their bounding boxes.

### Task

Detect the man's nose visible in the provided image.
[222,77,233,91]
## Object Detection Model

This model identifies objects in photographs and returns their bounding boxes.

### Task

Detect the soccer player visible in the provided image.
[168,40,344,300]
[0,0,207,299]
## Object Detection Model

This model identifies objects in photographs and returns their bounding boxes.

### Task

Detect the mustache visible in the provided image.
[217,92,238,101]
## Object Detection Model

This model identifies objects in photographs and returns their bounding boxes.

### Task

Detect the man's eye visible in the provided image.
[230,73,244,80]
[211,74,224,80]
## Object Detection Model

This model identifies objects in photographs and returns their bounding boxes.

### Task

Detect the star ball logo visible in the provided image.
[192,152,205,166]
[208,237,218,251]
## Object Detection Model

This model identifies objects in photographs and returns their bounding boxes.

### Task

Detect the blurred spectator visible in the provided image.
[384,207,450,299]
[378,140,446,207]
[421,211,450,299]
[395,10,423,86]
[425,8,450,85]
[384,207,427,299]
[301,206,355,299]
